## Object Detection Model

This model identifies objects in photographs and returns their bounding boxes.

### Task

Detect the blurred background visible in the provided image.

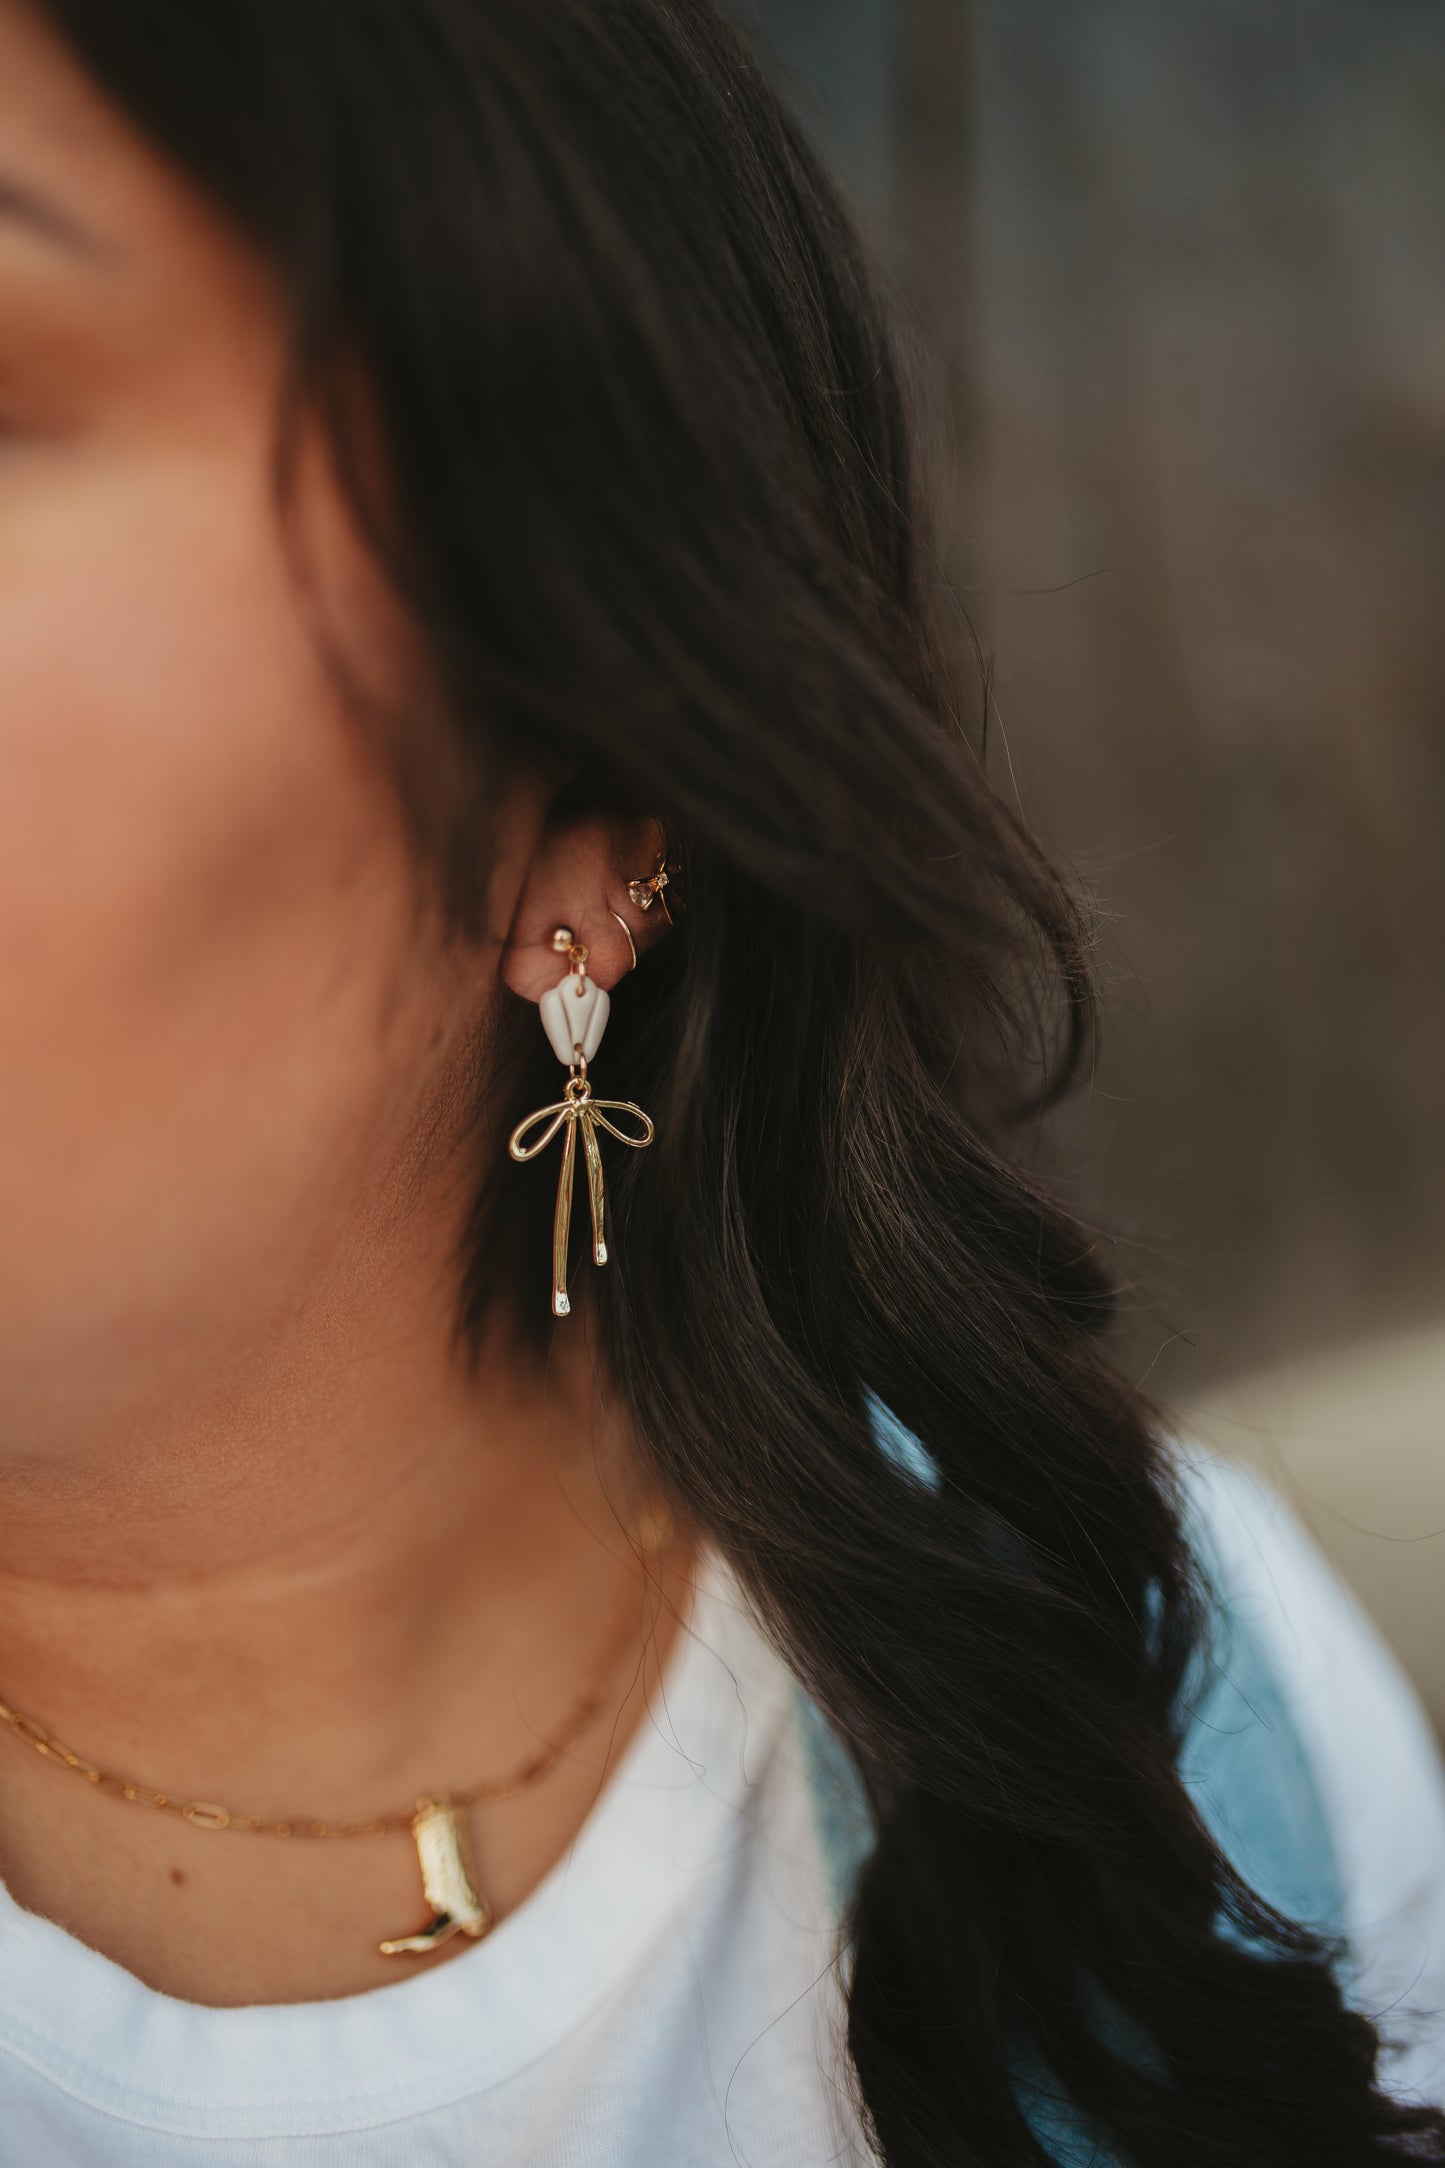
[732,0,1445,1727]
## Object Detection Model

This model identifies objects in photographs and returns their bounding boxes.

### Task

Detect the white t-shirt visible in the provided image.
[0,1538,874,2167]
[0,1452,1439,2165]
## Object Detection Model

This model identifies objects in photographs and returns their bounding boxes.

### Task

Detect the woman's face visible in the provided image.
[0,5,491,1419]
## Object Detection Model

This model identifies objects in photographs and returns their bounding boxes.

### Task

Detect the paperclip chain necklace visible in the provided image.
[0,1500,678,1958]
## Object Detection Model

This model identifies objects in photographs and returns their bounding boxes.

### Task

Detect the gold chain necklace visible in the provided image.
[0,1501,679,1959]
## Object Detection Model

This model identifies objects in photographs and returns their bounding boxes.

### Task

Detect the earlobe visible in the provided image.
[499,810,675,1004]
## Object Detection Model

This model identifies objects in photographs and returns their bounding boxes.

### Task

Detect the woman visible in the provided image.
[0,1,1440,2161]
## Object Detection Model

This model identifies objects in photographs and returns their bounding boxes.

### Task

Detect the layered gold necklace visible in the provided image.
[0,1500,678,1959]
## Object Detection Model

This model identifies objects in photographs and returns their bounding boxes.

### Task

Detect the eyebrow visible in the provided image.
[0,169,114,261]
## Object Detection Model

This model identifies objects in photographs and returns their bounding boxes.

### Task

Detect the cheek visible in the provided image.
[0,433,430,1353]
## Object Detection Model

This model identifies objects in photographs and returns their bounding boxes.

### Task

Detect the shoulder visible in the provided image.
[791,1433,1445,2107]
[1170,1445,1445,2106]
[1169,1448,1349,1932]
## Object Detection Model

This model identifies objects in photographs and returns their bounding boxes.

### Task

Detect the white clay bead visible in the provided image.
[539,969,610,1067]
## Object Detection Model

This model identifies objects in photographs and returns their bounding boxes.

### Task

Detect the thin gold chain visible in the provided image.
[0,1505,678,1840]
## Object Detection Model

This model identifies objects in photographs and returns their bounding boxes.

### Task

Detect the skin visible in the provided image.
[0,0,693,2005]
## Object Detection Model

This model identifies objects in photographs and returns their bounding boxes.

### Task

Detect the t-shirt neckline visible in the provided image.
[0,1542,782,2141]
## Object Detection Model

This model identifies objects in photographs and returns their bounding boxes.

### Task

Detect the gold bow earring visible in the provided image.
[507,927,655,1318]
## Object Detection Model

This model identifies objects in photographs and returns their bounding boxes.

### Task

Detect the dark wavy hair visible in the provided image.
[36,1,1445,2161]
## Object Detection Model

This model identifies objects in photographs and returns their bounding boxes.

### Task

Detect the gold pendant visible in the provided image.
[378,1795,493,1957]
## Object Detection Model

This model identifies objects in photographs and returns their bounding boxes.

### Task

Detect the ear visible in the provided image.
[500,809,673,1003]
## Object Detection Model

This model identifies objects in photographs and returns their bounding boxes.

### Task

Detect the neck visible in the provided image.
[0,1216,673,1821]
